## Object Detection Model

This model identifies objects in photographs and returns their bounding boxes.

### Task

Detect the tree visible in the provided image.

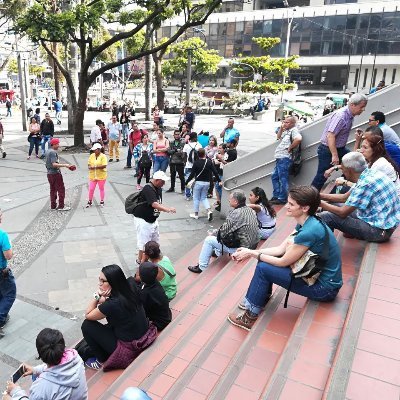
[15,0,223,147]
[233,37,299,96]
[162,37,222,101]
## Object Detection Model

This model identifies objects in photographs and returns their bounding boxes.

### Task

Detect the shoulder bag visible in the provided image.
[186,159,208,190]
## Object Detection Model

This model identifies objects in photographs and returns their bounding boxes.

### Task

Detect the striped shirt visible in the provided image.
[320,106,354,148]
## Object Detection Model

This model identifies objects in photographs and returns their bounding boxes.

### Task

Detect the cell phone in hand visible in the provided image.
[12,364,25,383]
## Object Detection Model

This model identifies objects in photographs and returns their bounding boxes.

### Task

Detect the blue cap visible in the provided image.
[120,388,152,400]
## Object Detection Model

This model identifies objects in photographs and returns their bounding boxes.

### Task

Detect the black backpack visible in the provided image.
[5,100,11,108]
[289,130,302,176]
[139,149,152,168]
[188,145,199,163]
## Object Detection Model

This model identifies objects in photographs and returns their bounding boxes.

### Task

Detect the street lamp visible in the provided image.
[282,8,296,88]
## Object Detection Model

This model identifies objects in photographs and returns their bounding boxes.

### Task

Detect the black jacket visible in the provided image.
[168,139,185,165]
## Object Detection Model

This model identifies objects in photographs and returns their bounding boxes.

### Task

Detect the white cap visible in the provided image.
[91,143,102,151]
[152,171,170,181]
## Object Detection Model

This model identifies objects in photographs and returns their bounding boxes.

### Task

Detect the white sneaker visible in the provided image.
[57,206,71,211]
[190,213,199,220]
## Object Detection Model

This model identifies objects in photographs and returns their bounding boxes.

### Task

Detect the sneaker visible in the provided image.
[2,152,6,159]
[215,203,221,212]
[188,264,202,273]
[57,206,71,211]
[100,201,104,208]
[227,311,258,331]
[0,315,10,329]
[238,302,247,310]
[185,197,191,201]
[208,210,213,222]
[109,159,113,162]
[136,184,142,190]
[190,213,199,220]
[85,357,103,370]
[0,328,4,337]
[116,159,120,162]
[35,154,40,158]
[123,166,132,169]
[27,156,30,160]
[166,188,174,193]
[40,154,45,159]
[85,201,92,208]
[133,173,138,177]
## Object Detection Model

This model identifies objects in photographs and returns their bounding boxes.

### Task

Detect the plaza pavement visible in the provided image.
[0,109,277,384]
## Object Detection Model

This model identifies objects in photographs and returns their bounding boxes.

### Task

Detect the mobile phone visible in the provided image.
[12,364,25,383]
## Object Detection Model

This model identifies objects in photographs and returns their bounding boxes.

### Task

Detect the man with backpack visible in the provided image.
[128,171,176,264]
[5,98,11,117]
[183,132,202,201]
[166,130,185,193]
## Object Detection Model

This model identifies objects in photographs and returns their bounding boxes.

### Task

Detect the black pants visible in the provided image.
[137,165,151,184]
[81,319,117,362]
[170,163,185,191]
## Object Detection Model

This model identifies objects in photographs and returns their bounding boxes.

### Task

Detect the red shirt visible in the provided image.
[129,129,147,147]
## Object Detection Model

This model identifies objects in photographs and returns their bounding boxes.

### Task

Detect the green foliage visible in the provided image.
[233,37,298,95]
[221,92,253,109]
[0,0,28,21]
[29,64,46,77]
[162,37,222,79]
[125,31,146,56]
[7,58,18,74]
[93,27,119,63]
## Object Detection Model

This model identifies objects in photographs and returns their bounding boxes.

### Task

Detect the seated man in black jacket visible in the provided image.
[139,262,172,331]
[188,189,260,274]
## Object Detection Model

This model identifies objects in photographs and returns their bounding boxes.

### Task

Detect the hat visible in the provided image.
[226,137,237,144]
[91,143,102,151]
[50,138,60,146]
[139,262,158,285]
[152,171,170,181]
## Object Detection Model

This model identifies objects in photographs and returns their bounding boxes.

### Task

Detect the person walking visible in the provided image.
[0,208,15,337]
[86,143,108,208]
[166,130,185,193]
[107,115,122,162]
[0,118,6,158]
[5,97,12,117]
[134,135,153,190]
[46,138,73,211]
[205,135,218,198]
[54,98,63,125]
[120,110,129,146]
[126,122,146,175]
[27,117,41,159]
[90,119,103,147]
[185,148,221,221]
[183,132,203,200]
[40,113,55,159]
[152,128,170,173]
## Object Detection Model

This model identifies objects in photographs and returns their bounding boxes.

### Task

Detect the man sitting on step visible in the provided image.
[188,190,259,274]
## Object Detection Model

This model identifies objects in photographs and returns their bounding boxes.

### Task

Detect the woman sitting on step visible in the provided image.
[228,185,343,331]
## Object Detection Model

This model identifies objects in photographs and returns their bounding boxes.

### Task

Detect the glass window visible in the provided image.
[359,15,370,30]
[236,21,244,33]
[290,42,300,55]
[346,15,357,30]
[369,14,381,29]
[322,41,330,56]
[162,27,170,37]
[271,19,282,34]
[218,23,227,36]
[362,69,368,88]
[254,21,263,35]
[311,17,324,32]
[209,24,218,35]
[332,41,343,55]
[244,21,253,34]
[310,42,321,55]
[227,22,235,37]
[354,68,359,87]
[263,21,272,34]
[299,42,310,56]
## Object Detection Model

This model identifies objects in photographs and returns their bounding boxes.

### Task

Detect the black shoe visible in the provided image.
[2,152,6,159]
[215,203,221,212]
[133,173,138,177]
[116,159,120,162]
[109,159,113,162]
[0,315,10,329]
[166,188,174,193]
[270,199,286,205]
[211,251,217,258]
[188,265,202,273]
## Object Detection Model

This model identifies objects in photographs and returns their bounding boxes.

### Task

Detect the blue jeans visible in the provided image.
[126,147,133,168]
[215,175,223,200]
[28,137,41,156]
[244,262,339,315]
[122,124,129,141]
[198,236,237,271]
[153,155,169,173]
[271,157,292,202]
[311,144,350,191]
[184,168,192,198]
[41,135,52,155]
[193,181,210,213]
[0,270,17,325]
[6,108,11,117]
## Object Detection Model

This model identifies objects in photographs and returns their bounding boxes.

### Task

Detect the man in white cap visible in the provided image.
[133,171,176,264]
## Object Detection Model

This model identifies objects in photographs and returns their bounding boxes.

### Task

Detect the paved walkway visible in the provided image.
[0,109,276,384]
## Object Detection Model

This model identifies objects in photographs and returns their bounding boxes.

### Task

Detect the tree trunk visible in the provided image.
[153,55,165,110]
[72,81,87,147]
[51,43,62,99]
[144,54,152,120]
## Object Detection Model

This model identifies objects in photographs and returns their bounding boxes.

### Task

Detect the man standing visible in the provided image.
[319,152,400,242]
[311,93,368,191]
[126,122,146,175]
[188,190,259,273]
[183,106,195,131]
[133,171,176,264]
[183,132,203,200]
[220,118,240,145]
[5,97,11,117]
[107,115,122,162]
[270,116,302,205]
[166,130,186,193]
[0,208,15,337]
[46,138,73,211]
[0,118,5,158]
[90,119,103,147]
[367,111,400,146]
[40,113,55,159]
[54,98,63,125]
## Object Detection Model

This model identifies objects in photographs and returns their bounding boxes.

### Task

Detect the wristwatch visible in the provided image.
[257,252,262,262]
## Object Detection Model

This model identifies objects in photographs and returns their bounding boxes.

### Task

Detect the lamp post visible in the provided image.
[281,8,296,101]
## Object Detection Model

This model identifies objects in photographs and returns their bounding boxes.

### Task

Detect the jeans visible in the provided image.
[126,147,133,168]
[41,135,52,156]
[271,157,292,202]
[0,270,16,325]
[81,320,117,362]
[122,124,129,142]
[109,139,120,159]
[28,137,41,156]
[0,136,4,154]
[153,155,169,173]
[88,179,106,202]
[55,111,62,124]
[319,210,395,243]
[169,163,185,191]
[311,144,350,191]
[215,175,223,199]
[185,168,192,198]
[6,107,11,117]
[198,236,237,271]
[47,173,65,209]
[193,181,210,213]
[244,262,339,315]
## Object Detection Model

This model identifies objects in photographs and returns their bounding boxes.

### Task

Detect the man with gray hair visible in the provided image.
[319,152,400,242]
[188,190,260,273]
[311,93,368,191]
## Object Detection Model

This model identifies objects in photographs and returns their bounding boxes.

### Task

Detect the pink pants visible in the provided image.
[89,179,106,202]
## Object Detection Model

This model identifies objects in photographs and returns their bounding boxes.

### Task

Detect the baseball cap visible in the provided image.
[50,138,60,146]
[91,143,102,151]
[152,171,170,181]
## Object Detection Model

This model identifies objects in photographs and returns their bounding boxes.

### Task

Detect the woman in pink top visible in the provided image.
[28,117,41,159]
[153,129,170,173]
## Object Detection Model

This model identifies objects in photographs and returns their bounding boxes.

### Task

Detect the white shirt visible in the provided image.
[183,142,203,169]
[90,125,102,143]
[371,157,400,196]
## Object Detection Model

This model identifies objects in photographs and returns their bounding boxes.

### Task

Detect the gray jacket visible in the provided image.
[11,350,88,400]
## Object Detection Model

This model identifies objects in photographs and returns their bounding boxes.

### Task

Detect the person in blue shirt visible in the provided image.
[54,99,63,125]
[228,186,342,331]
[0,209,15,337]
[220,118,240,145]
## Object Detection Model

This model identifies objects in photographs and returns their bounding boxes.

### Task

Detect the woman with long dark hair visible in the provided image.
[81,264,148,370]
[248,187,277,239]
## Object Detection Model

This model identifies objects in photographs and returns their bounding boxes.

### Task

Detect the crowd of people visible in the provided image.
[1,89,400,399]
